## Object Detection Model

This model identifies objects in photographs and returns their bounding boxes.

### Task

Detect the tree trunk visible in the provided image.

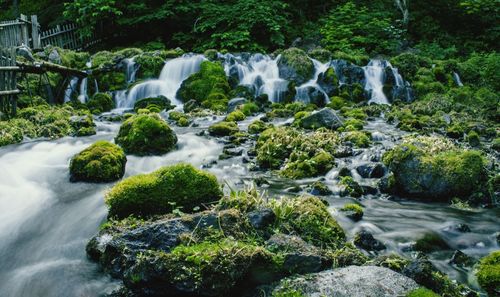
[12,0,19,17]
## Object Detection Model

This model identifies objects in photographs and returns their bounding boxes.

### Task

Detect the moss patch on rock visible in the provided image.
[87,92,114,114]
[208,121,239,136]
[476,250,500,296]
[278,48,314,85]
[69,141,126,183]
[105,163,222,218]
[115,113,177,155]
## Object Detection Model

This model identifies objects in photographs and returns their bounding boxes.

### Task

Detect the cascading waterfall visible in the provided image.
[117,54,205,109]
[77,78,88,103]
[222,53,288,103]
[295,59,330,104]
[453,72,464,87]
[124,57,138,84]
[63,77,79,103]
[363,60,389,105]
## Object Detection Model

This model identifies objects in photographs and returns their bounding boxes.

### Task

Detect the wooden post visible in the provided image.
[31,15,40,49]
[20,14,29,46]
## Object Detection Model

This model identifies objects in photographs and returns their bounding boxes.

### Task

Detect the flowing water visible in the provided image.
[363,60,390,105]
[295,59,330,104]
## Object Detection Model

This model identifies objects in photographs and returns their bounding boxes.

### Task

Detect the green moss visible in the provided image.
[105,163,222,218]
[327,96,348,110]
[256,127,340,172]
[203,49,218,61]
[169,111,190,127]
[339,176,363,198]
[70,114,96,136]
[177,61,230,111]
[383,136,488,201]
[370,254,411,272]
[340,203,363,220]
[134,96,172,112]
[208,121,239,136]
[467,130,480,147]
[240,102,259,115]
[343,131,371,148]
[93,71,127,92]
[308,48,332,63]
[476,250,500,296]
[415,232,450,253]
[115,113,177,155]
[69,141,126,183]
[279,48,314,84]
[135,53,165,79]
[309,181,332,195]
[281,150,334,179]
[226,110,246,122]
[330,243,368,267]
[270,195,345,249]
[87,93,114,114]
[160,48,185,59]
[248,120,269,134]
[406,288,441,297]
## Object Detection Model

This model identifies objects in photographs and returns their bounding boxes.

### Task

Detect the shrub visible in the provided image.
[105,163,222,218]
[476,250,500,296]
[115,113,177,155]
[69,141,126,183]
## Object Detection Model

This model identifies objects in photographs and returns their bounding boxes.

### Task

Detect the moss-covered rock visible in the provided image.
[343,131,371,148]
[281,151,334,179]
[339,203,363,221]
[382,135,488,201]
[208,121,239,136]
[177,61,230,111]
[115,113,177,155]
[226,110,246,122]
[278,48,314,85]
[135,53,165,79]
[105,163,222,218]
[69,115,96,136]
[476,250,500,296]
[86,92,114,114]
[248,120,269,134]
[339,176,364,198]
[308,48,332,63]
[133,96,172,112]
[414,232,450,253]
[406,288,441,297]
[69,141,126,183]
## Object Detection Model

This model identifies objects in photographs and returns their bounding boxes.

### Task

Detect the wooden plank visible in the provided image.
[0,90,20,95]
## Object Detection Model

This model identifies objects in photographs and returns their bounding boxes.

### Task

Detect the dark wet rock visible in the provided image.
[227,97,247,113]
[449,250,474,267]
[297,86,328,107]
[265,234,324,274]
[48,48,62,64]
[317,67,338,97]
[223,147,244,156]
[300,108,343,130]
[356,163,386,178]
[333,146,353,158]
[308,181,332,196]
[271,266,418,297]
[247,208,275,229]
[414,232,450,253]
[254,176,270,186]
[333,60,365,85]
[338,167,352,177]
[443,223,471,233]
[362,185,378,195]
[354,230,386,251]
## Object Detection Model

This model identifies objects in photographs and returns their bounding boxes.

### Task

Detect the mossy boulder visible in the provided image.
[168,111,191,127]
[308,48,332,63]
[226,110,246,122]
[383,135,487,201]
[115,113,177,156]
[476,250,500,296]
[105,163,222,218]
[281,150,334,179]
[87,92,114,114]
[69,115,96,136]
[135,53,165,79]
[133,96,173,112]
[248,120,269,134]
[69,141,126,183]
[340,203,363,221]
[278,48,314,85]
[177,61,230,111]
[208,121,239,136]
[343,131,371,148]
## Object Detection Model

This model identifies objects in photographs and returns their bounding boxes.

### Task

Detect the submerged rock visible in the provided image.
[271,266,419,297]
[354,230,386,251]
[356,163,386,178]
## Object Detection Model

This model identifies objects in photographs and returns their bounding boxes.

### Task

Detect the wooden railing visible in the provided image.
[0,14,99,51]
[0,47,19,115]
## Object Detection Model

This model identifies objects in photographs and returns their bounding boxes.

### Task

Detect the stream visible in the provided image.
[0,113,498,297]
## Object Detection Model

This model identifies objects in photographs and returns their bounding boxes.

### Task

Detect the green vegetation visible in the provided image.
[343,131,371,148]
[133,96,172,112]
[339,203,364,221]
[115,113,177,155]
[208,121,239,136]
[226,110,246,122]
[105,163,222,218]
[177,61,230,111]
[476,250,500,296]
[69,141,127,183]
[86,93,114,114]
[406,288,441,297]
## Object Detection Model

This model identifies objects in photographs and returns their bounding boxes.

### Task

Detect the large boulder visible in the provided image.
[105,163,222,218]
[278,48,314,85]
[115,113,177,156]
[271,266,419,297]
[227,97,247,113]
[69,140,126,183]
[383,135,487,201]
[317,67,339,97]
[300,108,343,130]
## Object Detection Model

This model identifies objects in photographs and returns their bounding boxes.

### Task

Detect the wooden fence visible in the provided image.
[0,47,19,115]
[0,14,99,51]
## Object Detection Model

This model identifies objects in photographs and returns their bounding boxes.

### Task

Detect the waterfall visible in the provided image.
[363,60,389,105]
[118,54,205,108]
[63,77,79,103]
[453,72,464,87]
[124,57,138,84]
[77,78,88,103]
[294,59,330,104]
[222,53,289,103]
